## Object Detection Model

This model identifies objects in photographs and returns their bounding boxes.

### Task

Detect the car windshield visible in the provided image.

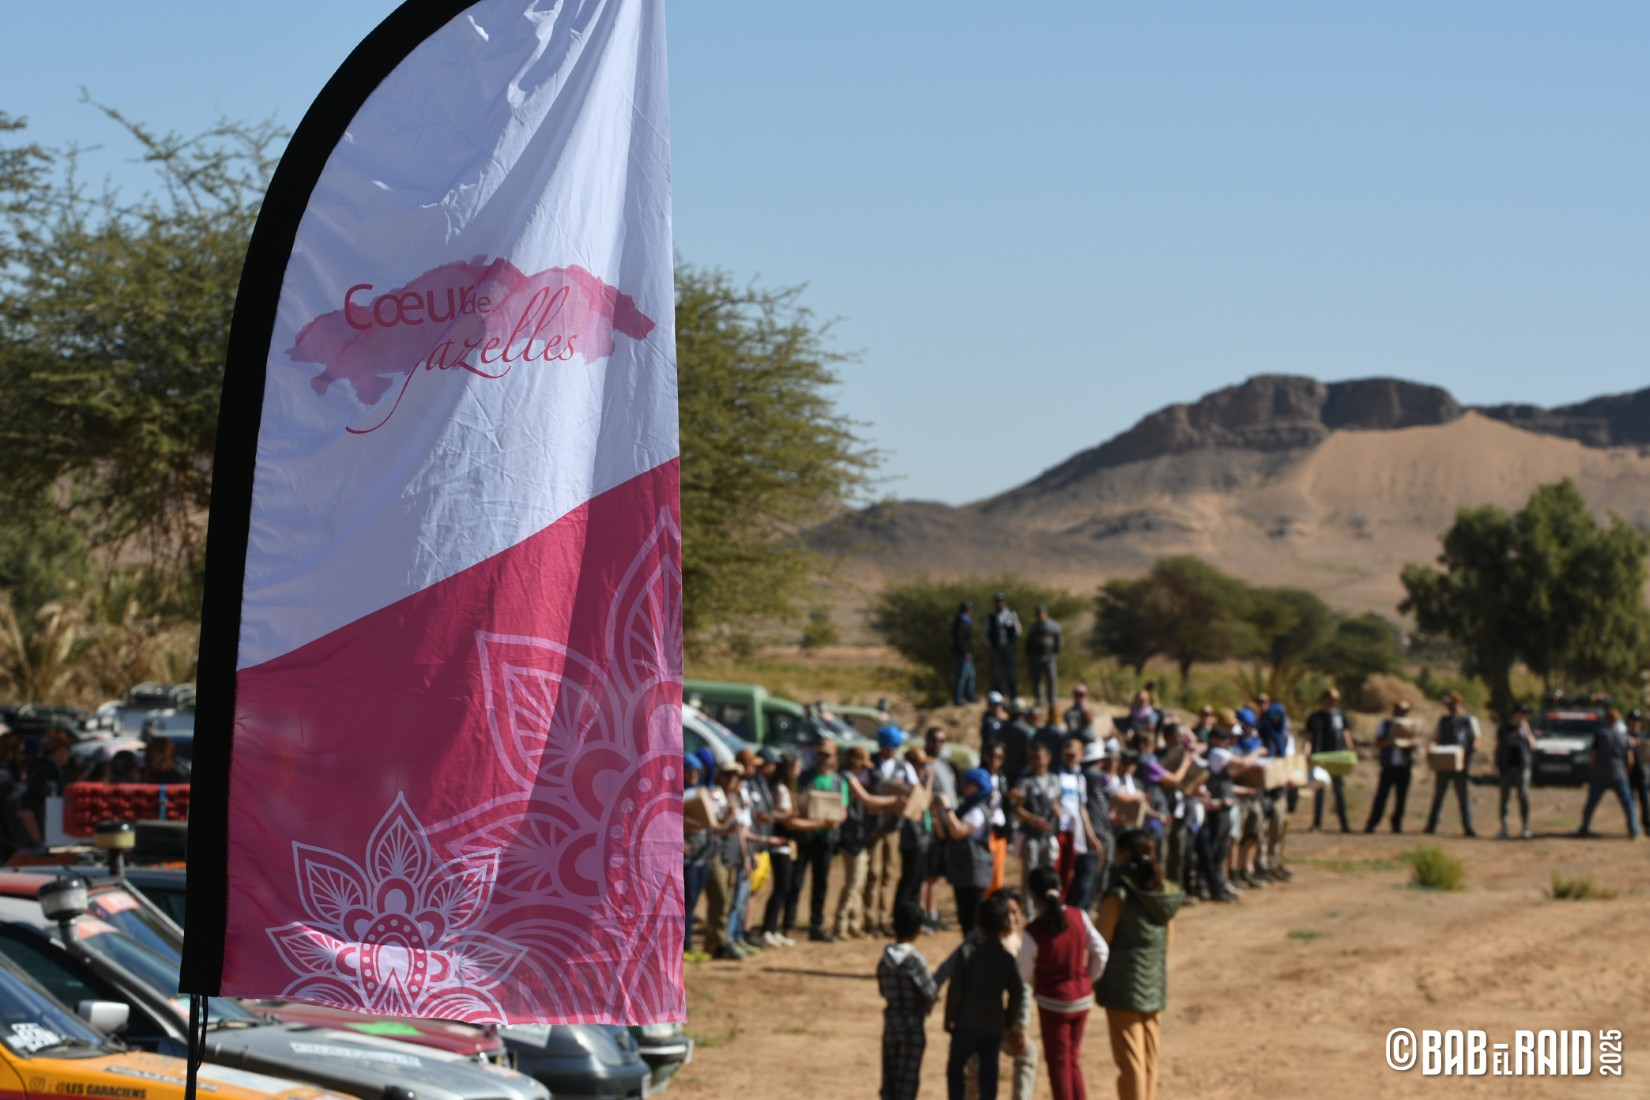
[87,888,184,957]
[74,925,257,1026]
[1541,716,1605,735]
[0,961,108,1057]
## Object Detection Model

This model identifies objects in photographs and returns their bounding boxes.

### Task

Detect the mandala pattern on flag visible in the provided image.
[264,507,684,1022]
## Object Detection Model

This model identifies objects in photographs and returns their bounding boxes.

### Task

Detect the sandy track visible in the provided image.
[671,773,1648,1098]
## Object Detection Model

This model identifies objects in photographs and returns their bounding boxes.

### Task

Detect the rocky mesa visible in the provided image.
[813,375,1650,616]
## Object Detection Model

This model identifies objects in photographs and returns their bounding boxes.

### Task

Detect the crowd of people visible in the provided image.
[0,729,185,859]
[681,679,1648,1100]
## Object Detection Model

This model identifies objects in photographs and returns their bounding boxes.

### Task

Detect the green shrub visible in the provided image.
[1401,844,1465,891]
[1547,872,1618,901]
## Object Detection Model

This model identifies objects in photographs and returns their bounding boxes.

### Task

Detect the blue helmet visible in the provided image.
[1236,706,1257,728]
[876,725,907,751]
[960,767,991,792]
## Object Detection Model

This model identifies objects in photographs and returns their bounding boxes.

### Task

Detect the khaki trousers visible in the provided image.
[1105,1008,1160,1100]
[867,831,900,929]
[833,848,870,935]
[1262,795,1289,871]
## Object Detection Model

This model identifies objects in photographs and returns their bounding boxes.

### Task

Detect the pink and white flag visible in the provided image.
[182,0,681,1025]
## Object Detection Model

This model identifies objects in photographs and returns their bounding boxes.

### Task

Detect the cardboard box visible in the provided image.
[1390,716,1423,751]
[1428,745,1465,774]
[900,782,932,822]
[1179,758,1210,795]
[802,786,849,825]
[683,788,716,831]
[1115,798,1149,827]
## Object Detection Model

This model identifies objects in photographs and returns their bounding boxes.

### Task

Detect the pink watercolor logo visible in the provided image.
[288,259,655,434]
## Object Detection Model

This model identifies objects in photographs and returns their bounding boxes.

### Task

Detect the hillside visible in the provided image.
[812,376,1650,618]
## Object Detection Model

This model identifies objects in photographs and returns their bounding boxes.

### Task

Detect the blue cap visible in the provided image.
[876,725,906,751]
[1267,702,1287,720]
[960,768,990,792]
[756,747,781,765]
[1236,706,1257,727]
[683,754,703,774]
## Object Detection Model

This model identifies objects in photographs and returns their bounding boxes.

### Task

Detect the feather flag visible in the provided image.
[182,0,681,1025]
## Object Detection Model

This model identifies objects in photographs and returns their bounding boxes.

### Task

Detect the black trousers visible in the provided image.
[954,885,985,934]
[761,847,796,934]
[896,843,927,913]
[1365,766,1411,831]
[988,645,1018,697]
[1313,775,1350,831]
[1195,809,1231,897]
[793,838,836,929]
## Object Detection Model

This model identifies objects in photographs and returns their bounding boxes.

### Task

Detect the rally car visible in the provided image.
[0,951,348,1100]
[0,883,550,1100]
[1532,706,1611,785]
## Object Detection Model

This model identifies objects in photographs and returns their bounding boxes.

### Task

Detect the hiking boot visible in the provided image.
[1520,828,1532,840]
[809,930,839,943]
[1496,825,1509,840]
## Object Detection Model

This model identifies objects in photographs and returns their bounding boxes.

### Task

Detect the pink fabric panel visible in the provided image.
[223,460,683,1024]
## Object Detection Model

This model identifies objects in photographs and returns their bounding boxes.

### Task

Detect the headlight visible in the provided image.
[639,1024,680,1040]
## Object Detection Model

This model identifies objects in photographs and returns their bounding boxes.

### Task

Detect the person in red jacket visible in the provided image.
[1016,865,1109,1100]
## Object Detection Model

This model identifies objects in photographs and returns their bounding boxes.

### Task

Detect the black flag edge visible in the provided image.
[182,0,483,996]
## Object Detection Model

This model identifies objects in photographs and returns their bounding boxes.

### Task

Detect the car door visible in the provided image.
[0,926,177,1054]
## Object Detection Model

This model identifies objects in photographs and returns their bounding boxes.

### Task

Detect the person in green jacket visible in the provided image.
[1094,828,1182,1100]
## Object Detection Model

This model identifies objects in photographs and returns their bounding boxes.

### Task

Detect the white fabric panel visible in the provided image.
[240,0,675,669]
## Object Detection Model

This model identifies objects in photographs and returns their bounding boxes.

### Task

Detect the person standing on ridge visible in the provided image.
[953,601,979,706]
[985,592,1023,700]
[1025,605,1063,708]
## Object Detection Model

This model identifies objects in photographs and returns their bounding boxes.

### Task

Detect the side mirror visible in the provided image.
[77,1001,130,1034]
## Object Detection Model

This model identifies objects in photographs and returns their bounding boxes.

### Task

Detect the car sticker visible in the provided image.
[503,1025,551,1047]
[345,1022,422,1038]
[90,893,140,914]
[105,1063,210,1089]
[8,1022,62,1053]
[285,1043,420,1067]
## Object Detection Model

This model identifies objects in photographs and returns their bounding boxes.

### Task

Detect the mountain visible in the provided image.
[813,376,1650,620]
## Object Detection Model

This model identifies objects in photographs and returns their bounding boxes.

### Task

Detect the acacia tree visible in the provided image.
[1142,556,1256,688]
[1091,576,1159,677]
[0,106,282,610]
[675,267,877,650]
[1402,479,1650,714]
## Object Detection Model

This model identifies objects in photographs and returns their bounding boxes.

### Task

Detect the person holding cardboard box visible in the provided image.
[1365,701,1418,834]
[793,741,849,941]
[705,762,748,960]
[869,726,921,936]
[1306,689,1353,833]
[1424,691,1480,837]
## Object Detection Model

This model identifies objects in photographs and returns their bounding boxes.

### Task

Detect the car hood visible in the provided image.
[205,1024,547,1100]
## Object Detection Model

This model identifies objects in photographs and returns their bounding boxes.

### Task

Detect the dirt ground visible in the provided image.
[670,771,1650,1099]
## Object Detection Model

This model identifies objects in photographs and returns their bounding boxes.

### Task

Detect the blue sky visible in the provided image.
[6,2,1647,504]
